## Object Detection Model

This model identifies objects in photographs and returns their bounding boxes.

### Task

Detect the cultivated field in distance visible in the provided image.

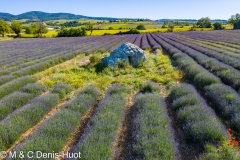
[0,30,240,159]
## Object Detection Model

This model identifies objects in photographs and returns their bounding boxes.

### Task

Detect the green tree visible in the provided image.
[31,22,48,37]
[11,20,22,37]
[85,22,94,35]
[0,20,11,37]
[57,27,86,37]
[25,26,33,34]
[190,23,197,31]
[167,25,175,32]
[197,17,212,28]
[228,13,240,29]
[31,24,39,36]
[116,28,140,35]
[213,22,224,30]
[161,24,167,28]
[109,27,113,30]
[163,20,169,26]
[136,24,146,30]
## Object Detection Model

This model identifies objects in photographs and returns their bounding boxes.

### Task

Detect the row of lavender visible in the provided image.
[0,35,130,68]
[0,33,159,69]
[155,32,240,132]
[1,34,140,71]
[4,82,178,160]
[150,33,240,135]
[2,81,229,159]
[0,35,124,75]
[146,33,240,159]
[0,82,72,151]
[177,30,240,45]
[158,34,240,93]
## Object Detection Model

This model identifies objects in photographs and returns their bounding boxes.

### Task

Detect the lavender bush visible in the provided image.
[170,83,227,145]
[0,76,37,99]
[132,93,176,159]
[0,75,15,86]
[141,34,151,50]
[0,82,71,151]
[70,84,127,159]
[0,83,46,120]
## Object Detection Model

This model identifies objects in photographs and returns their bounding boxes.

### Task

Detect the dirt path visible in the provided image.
[55,99,100,160]
[113,93,136,160]
[4,91,76,156]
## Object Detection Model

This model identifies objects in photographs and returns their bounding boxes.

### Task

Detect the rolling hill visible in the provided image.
[0,11,128,21]
[0,11,227,23]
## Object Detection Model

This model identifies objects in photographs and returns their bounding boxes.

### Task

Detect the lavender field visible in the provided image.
[0,31,240,160]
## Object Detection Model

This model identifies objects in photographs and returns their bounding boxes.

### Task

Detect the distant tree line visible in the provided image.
[57,22,93,37]
[161,21,191,29]
[0,20,22,37]
[194,13,240,30]
[190,17,225,30]
[115,28,140,35]
[60,21,85,27]
[196,17,212,28]
[161,17,226,31]
[57,28,86,37]
[25,22,48,37]
[228,13,240,29]
[109,19,149,23]
[192,14,240,30]
[0,20,52,38]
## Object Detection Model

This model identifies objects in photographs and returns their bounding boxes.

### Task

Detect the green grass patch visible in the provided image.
[38,52,181,94]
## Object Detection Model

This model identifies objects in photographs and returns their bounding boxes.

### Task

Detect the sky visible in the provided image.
[1,0,239,20]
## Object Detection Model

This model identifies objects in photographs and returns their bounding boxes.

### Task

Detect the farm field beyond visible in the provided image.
[0,30,240,160]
